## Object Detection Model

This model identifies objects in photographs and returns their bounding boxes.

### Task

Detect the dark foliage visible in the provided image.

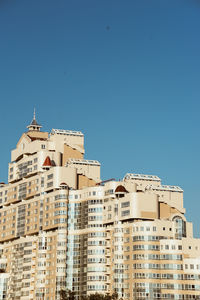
[59,290,121,300]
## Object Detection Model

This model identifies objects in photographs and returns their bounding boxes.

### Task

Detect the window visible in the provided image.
[47,182,53,188]
[121,201,130,208]
[121,210,130,217]
[173,216,186,239]
[47,174,53,180]
[190,264,194,269]
[41,144,45,149]
[108,205,112,211]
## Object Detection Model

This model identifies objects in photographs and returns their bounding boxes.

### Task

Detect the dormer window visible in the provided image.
[115,185,128,198]
[59,183,68,190]
[42,156,52,171]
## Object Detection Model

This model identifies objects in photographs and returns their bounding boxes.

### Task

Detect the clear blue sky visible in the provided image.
[0,0,200,236]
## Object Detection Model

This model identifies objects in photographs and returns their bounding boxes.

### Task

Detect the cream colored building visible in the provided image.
[0,114,200,299]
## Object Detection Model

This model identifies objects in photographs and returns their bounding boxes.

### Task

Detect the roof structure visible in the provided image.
[115,185,128,193]
[145,184,183,192]
[51,128,83,137]
[123,173,161,182]
[66,158,100,166]
[42,156,52,167]
[27,109,42,131]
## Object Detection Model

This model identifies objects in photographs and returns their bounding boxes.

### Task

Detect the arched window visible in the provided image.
[59,182,68,190]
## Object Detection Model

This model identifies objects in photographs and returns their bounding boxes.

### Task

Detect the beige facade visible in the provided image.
[0,115,200,300]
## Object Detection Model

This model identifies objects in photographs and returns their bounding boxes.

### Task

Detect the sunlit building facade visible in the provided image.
[0,115,200,299]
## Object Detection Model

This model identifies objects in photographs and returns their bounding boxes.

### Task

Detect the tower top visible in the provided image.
[27,109,42,131]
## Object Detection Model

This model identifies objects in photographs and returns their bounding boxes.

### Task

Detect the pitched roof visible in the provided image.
[43,156,52,167]
[115,185,128,193]
[30,118,40,126]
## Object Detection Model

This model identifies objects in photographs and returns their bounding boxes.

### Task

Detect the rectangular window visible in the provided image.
[47,182,53,188]
[121,210,130,217]
[121,201,130,208]
[47,174,53,180]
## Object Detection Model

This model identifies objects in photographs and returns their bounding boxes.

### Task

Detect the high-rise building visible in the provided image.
[0,114,200,300]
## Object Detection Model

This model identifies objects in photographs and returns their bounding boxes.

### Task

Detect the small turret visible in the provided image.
[27,109,42,131]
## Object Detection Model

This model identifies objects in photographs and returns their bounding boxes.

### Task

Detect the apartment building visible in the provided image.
[0,114,200,300]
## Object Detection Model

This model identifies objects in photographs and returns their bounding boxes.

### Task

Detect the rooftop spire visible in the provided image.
[27,109,42,131]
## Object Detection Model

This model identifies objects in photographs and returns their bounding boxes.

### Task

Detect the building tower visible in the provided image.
[0,117,200,300]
